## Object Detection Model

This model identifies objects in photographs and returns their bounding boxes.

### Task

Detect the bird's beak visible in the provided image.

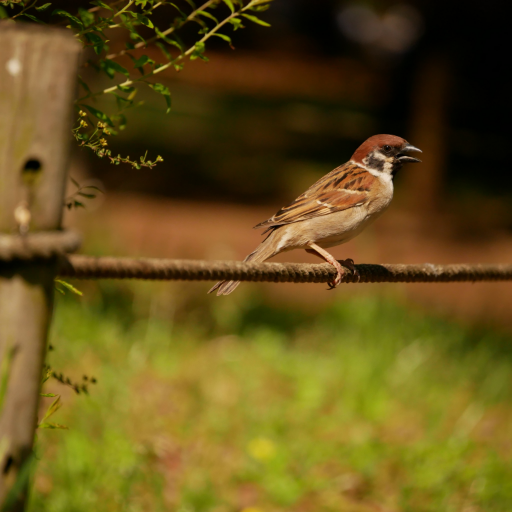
[398,143,422,164]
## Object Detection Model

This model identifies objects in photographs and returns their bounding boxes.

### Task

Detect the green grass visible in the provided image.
[29,282,512,512]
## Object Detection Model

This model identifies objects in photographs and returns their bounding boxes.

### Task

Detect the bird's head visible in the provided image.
[351,134,422,177]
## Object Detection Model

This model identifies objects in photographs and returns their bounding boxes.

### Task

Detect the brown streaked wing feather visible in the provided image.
[254,162,375,230]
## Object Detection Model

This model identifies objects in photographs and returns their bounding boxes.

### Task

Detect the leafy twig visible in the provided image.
[105,0,218,60]
[97,0,268,97]
[73,110,164,169]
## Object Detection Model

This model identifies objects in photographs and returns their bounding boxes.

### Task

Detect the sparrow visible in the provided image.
[209,134,421,296]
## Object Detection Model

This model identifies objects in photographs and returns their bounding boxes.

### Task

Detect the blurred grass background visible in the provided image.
[29,281,512,512]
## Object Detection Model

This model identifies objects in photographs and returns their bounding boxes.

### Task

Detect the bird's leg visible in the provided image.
[306,243,347,289]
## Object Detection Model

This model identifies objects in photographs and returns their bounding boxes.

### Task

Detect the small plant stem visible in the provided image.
[11,0,38,19]
[88,0,125,14]
[105,0,218,60]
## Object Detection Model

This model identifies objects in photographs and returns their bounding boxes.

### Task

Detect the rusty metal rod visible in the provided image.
[56,255,512,284]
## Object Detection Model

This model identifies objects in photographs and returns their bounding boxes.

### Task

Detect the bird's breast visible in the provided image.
[275,177,394,251]
[312,181,394,248]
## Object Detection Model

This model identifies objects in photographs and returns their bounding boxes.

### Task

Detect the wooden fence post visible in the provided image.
[0,23,80,510]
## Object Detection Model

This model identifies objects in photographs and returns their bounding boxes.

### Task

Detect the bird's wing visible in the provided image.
[255,162,376,231]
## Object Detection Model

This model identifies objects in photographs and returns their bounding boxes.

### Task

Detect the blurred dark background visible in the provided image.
[76,0,511,212]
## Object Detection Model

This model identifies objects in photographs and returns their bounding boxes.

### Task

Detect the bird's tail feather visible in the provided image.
[208,231,280,296]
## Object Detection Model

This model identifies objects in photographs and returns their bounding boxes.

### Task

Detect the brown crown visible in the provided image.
[351,134,408,164]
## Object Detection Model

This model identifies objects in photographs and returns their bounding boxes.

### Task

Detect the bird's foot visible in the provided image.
[305,243,357,290]
[327,258,359,289]
[327,260,345,290]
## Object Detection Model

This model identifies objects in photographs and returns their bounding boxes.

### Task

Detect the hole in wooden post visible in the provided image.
[3,455,14,475]
[21,158,42,185]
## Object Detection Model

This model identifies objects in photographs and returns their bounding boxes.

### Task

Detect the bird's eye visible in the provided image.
[383,145,392,152]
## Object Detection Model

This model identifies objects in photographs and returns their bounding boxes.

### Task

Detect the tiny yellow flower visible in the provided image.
[97,122,105,129]
[247,437,276,461]
[103,129,111,135]
[79,110,86,117]
[99,138,108,146]
[79,120,88,128]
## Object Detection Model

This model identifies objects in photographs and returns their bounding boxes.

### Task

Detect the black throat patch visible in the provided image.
[364,150,402,177]
[364,152,385,173]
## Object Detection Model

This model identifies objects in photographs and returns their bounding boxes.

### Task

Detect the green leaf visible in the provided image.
[85,32,106,55]
[170,2,187,18]
[155,42,173,60]
[241,13,270,26]
[117,84,135,93]
[0,6,8,19]
[130,54,154,75]
[114,94,132,111]
[190,41,208,61]
[54,279,83,296]
[35,3,52,11]
[78,7,95,26]
[223,0,234,13]
[212,32,233,48]
[77,75,91,92]
[41,368,52,384]
[250,4,271,12]
[40,396,61,423]
[117,114,127,130]
[136,13,154,28]
[52,9,84,29]
[90,0,114,11]
[82,105,114,126]
[132,55,149,68]
[197,9,218,23]
[229,17,243,30]
[86,59,101,72]
[155,28,183,52]
[129,30,146,43]
[38,422,68,430]
[21,13,46,23]
[149,83,171,113]
[101,58,130,79]
[40,393,57,398]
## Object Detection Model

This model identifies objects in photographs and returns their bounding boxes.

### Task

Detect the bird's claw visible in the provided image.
[327,269,345,290]
[326,258,359,289]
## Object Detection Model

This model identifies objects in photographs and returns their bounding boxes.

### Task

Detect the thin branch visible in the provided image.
[88,0,125,14]
[11,0,39,19]
[99,2,249,96]
[105,0,218,60]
